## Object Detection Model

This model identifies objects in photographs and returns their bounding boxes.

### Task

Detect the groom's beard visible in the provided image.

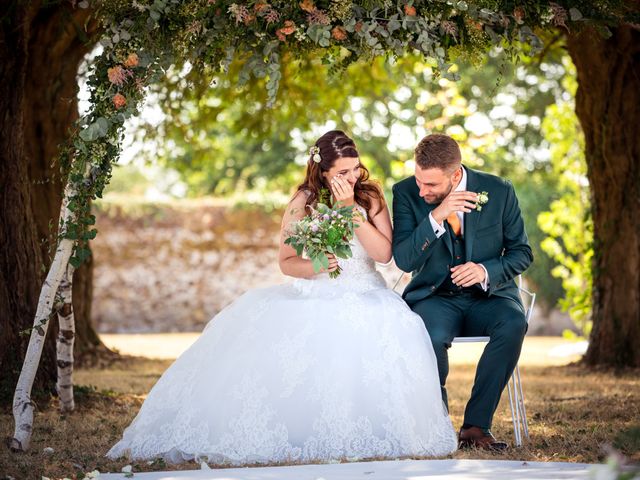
[423,179,455,205]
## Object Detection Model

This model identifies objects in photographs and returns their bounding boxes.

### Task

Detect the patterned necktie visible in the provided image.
[446,212,462,237]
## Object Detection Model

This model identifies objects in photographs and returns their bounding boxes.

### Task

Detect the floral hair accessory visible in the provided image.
[309,145,321,163]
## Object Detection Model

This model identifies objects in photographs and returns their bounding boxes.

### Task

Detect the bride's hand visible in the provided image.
[330,174,354,206]
[320,253,339,274]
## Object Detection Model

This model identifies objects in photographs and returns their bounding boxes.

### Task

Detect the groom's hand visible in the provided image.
[451,262,486,287]
[431,191,478,224]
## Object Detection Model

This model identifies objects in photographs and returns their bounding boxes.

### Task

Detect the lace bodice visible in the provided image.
[335,204,377,275]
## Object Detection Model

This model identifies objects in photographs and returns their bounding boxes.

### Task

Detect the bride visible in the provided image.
[106,130,458,466]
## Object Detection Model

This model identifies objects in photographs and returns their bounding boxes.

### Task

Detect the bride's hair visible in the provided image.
[295,130,384,219]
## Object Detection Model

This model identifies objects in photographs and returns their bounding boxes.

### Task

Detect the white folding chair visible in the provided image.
[391,273,536,447]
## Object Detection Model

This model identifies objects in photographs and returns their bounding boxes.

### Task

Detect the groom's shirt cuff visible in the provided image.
[479,264,489,291]
[429,212,446,237]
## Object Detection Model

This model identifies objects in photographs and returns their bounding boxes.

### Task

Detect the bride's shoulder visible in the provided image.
[289,189,311,206]
[283,190,310,221]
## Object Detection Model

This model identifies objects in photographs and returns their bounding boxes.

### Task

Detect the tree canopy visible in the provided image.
[116,50,569,309]
[63,0,631,267]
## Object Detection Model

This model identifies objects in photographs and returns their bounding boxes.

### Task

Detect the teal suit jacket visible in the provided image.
[392,167,533,307]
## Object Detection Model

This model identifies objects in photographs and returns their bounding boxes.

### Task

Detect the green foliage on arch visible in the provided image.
[59,0,630,266]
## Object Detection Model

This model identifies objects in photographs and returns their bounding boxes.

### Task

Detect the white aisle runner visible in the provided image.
[99,458,593,479]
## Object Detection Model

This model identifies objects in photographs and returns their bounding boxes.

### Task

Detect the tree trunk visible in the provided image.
[24,1,102,358]
[567,25,640,368]
[0,1,44,406]
[0,2,101,406]
[56,263,77,412]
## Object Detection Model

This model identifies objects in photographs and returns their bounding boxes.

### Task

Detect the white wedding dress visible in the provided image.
[106,207,458,465]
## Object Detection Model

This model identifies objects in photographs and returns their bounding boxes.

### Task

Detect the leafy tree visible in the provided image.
[127,51,567,307]
[538,62,592,337]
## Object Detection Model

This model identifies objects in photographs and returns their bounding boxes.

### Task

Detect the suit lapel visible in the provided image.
[441,213,453,254]
[418,192,453,254]
[464,166,480,261]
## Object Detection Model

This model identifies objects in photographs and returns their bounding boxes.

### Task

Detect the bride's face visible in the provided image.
[322,156,361,188]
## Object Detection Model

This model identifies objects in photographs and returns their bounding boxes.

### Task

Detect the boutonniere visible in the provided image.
[476,191,489,211]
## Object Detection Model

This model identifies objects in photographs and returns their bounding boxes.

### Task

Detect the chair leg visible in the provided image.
[514,370,524,445]
[515,365,529,439]
[507,377,522,447]
[513,371,523,447]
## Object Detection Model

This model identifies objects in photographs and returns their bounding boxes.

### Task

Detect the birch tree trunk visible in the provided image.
[55,262,76,412]
[10,182,79,452]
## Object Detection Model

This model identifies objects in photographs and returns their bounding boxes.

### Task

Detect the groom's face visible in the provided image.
[415,166,461,204]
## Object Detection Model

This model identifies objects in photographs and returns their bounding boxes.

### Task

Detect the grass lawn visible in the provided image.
[1,336,638,479]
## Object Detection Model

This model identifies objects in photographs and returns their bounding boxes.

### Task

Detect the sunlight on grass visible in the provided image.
[99,334,585,366]
[2,337,637,479]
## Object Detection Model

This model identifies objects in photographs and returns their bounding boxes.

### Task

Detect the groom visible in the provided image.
[392,133,533,450]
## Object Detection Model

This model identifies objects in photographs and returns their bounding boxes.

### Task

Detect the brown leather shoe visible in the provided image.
[458,426,509,451]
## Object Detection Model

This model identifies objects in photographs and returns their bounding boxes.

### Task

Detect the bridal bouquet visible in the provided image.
[284,201,356,279]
